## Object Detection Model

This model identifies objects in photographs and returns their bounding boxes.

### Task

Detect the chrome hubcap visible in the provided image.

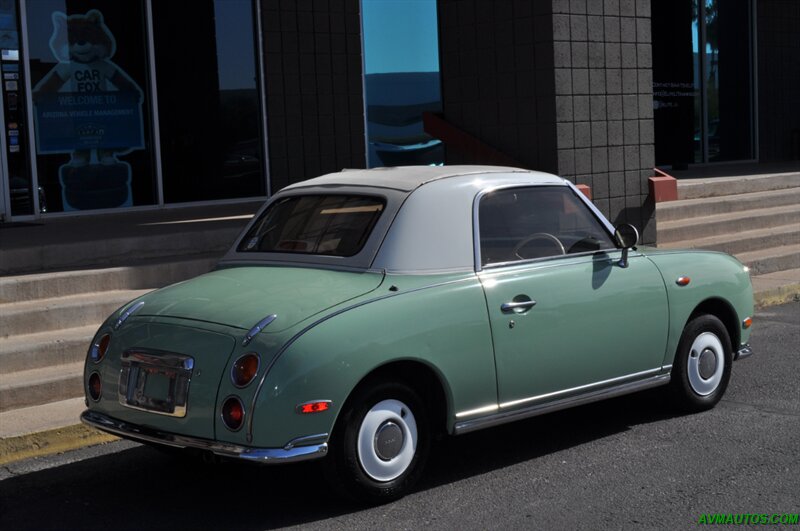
[687,332,724,396]
[374,421,404,461]
[357,399,417,482]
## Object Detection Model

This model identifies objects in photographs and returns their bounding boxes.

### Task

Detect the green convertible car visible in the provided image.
[82,165,754,502]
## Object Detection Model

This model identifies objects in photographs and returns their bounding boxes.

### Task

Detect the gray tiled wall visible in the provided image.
[757,0,800,162]
[261,0,366,193]
[551,0,655,243]
[438,0,656,243]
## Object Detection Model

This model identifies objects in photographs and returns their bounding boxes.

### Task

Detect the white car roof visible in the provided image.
[282,165,564,193]
[224,166,608,274]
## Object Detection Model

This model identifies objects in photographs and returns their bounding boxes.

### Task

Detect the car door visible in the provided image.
[476,185,669,409]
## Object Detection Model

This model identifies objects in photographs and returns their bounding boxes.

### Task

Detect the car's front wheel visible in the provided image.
[325,381,430,503]
[670,314,732,412]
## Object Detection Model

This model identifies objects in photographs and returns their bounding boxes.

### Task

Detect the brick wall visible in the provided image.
[261,0,366,193]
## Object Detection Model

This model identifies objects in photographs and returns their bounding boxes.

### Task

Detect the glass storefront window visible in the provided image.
[26,0,156,212]
[152,0,265,204]
[361,0,443,167]
[693,0,754,163]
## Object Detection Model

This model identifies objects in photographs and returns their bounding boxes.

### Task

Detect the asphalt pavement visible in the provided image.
[1,302,797,531]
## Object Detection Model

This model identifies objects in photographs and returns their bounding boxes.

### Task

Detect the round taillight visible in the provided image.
[90,333,111,363]
[231,353,260,388]
[221,396,245,431]
[88,372,102,401]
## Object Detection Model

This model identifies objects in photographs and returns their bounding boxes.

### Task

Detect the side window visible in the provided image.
[478,186,616,266]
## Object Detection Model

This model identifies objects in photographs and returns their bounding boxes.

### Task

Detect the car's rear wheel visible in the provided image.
[670,314,732,412]
[325,381,430,503]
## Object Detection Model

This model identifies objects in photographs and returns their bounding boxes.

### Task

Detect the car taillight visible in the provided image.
[88,372,102,401]
[221,396,245,431]
[89,333,111,363]
[231,353,260,388]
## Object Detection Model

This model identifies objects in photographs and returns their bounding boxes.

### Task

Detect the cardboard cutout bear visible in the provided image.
[33,9,144,211]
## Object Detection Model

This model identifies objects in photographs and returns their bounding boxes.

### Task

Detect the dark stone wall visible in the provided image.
[436,0,559,172]
[757,0,800,162]
[437,0,656,243]
[261,0,366,193]
[551,0,655,243]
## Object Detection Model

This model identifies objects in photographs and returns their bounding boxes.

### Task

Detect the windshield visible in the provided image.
[238,194,385,257]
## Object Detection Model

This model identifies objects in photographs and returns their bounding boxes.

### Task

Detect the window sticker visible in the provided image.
[32,9,145,211]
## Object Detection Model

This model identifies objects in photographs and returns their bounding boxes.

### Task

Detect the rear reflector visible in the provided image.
[88,372,102,401]
[221,396,245,431]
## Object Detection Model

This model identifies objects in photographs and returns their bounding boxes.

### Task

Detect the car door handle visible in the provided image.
[500,300,537,312]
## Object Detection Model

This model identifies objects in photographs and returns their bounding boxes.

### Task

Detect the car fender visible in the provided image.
[247,274,497,448]
[644,249,753,367]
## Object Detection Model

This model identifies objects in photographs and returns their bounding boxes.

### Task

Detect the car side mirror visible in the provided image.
[614,224,639,268]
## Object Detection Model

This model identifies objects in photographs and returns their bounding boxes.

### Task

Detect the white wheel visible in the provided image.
[356,399,418,482]
[670,314,732,412]
[325,381,430,502]
[686,332,725,396]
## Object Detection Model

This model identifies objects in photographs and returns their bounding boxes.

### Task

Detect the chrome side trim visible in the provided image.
[81,410,328,463]
[499,367,662,409]
[114,301,145,330]
[242,314,277,346]
[453,373,671,435]
[735,344,753,361]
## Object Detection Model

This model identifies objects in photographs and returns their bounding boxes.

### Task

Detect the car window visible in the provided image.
[478,186,616,266]
[238,194,385,257]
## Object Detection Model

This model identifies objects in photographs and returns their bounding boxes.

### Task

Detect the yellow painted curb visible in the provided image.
[0,424,118,466]
[754,284,800,309]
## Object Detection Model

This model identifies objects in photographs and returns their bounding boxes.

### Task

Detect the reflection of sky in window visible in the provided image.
[214,0,256,90]
[362,0,439,74]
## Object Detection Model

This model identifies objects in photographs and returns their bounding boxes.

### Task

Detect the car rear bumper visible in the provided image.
[735,344,753,361]
[80,410,328,463]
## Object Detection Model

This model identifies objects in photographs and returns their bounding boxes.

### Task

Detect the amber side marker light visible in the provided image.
[676,276,691,286]
[90,333,111,363]
[743,317,753,329]
[231,353,260,388]
[221,396,245,431]
[297,401,331,414]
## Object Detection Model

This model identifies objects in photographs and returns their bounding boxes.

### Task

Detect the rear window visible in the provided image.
[238,195,385,257]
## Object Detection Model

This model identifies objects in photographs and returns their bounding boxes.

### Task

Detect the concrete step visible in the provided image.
[657,203,800,244]
[0,362,83,412]
[0,325,96,374]
[0,255,217,303]
[0,289,150,338]
[677,172,800,200]
[657,187,800,222]
[658,223,799,256]
[736,244,800,276]
[0,225,241,276]
[0,397,86,439]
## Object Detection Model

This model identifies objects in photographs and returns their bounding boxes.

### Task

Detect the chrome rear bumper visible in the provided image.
[735,344,753,361]
[80,410,328,463]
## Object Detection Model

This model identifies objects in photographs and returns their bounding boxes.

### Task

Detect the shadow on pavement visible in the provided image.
[0,389,680,531]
